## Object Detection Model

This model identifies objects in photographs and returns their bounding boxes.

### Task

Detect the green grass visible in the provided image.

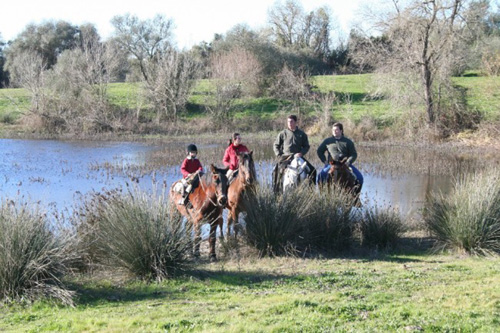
[1,255,499,331]
[1,74,499,127]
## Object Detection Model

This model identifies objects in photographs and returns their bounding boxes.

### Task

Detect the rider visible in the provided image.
[316,122,363,185]
[223,132,249,182]
[272,114,316,193]
[179,144,204,206]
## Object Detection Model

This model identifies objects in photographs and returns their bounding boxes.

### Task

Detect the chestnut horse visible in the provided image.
[226,151,256,236]
[327,158,362,205]
[170,164,228,260]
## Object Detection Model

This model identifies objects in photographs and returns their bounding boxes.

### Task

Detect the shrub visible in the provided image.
[77,186,192,280]
[358,207,404,249]
[300,187,355,252]
[0,200,76,304]
[242,184,312,257]
[242,184,356,256]
[424,169,500,255]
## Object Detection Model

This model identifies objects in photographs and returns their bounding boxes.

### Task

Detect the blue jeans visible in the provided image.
[317,165,363,185]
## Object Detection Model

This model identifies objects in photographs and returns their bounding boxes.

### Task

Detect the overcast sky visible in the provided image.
[1,0,365,48]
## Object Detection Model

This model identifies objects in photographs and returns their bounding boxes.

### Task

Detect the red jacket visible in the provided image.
[181,158,203,178]
[223,144,249,170]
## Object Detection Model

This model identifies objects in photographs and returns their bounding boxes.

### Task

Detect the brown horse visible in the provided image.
[226,151,257,236]
[327,158,362,205]
[170,164,228,260]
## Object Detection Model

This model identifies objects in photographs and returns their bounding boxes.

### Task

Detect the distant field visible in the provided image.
[1,74,499,126]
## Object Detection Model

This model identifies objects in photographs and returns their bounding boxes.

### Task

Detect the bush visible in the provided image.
[242,184,356,256]
[300,187,355,252]
[0,200,76,304]
[424,169,500,255]
[77,186,192,280]
[358,207,404,250]
[242,184,312,257]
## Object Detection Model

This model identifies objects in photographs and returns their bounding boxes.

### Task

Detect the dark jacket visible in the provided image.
[317,136,357,165]
[273,128,310,157]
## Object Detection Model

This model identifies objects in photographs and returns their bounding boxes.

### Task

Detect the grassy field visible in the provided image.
[1,253,499,332]
[1,74,499,128]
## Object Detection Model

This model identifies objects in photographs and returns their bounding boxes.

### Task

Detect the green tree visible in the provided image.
[4,20,79,84]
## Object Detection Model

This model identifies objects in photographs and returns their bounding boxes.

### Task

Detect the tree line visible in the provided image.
[0,0,499,136]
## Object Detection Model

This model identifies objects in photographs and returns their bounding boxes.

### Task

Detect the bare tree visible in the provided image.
[110,14,174,82]
[142,49,201,122]
[354,0,478,133]
[207,47,263,123]
[8,49,48,114]
[268,0,332,59]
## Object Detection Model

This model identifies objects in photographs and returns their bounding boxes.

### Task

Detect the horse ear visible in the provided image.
[210,164,216,173]
[249,150,253,156]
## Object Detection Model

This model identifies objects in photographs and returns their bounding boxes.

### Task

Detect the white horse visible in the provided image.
[283,156,310,193]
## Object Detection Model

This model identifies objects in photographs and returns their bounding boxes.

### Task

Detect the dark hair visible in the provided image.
[187,144,198,152]
[287,115,297,122]
[332,122,344,133]
[228,132,240,146]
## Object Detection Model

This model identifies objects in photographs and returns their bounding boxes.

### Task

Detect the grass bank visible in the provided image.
[2,254,499,332]
[1,74,499,142]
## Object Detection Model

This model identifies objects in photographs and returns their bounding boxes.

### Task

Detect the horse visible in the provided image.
[282,156,310,193]
[170,164,229,261]
[226,151,257,236]
[326,158,362,205]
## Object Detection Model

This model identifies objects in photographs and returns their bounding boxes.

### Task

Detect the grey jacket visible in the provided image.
[273,128,310,157]
[317,136,357,165]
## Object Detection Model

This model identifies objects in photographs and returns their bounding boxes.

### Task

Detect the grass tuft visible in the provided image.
[76,186,192,280]
[358,206,405,250]
[424,169,500,255]
[0,200,76,305]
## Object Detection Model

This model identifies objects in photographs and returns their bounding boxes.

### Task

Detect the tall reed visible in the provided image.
[242,184,356,256]
[77,185,192,280]
[358,206,404,249]
[0,200,76,304]
[424,169,500,255]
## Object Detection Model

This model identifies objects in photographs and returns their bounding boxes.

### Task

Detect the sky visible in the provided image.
[1,0,365,48]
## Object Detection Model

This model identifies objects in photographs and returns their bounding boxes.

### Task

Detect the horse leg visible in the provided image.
[193,222,201,258]
[209,220,218,261]
[226,210,233,236]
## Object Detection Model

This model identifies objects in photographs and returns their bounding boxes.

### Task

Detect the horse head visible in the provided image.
[210,164,228,206]
[238,151,256,186]
[283,156,309,192]
[328,157,354,187]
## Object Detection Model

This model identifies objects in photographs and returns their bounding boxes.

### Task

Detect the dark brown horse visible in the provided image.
[226,151,257,236]
[327,158,362,205]
[170,164,228,260]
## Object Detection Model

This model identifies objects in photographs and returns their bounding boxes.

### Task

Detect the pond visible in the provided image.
[0,138,496,221]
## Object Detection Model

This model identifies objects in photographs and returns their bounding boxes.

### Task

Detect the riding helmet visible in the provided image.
[187,144,198,153]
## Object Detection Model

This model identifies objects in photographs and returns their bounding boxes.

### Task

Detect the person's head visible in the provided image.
[287,115,298,131]
[332,122,344,138]
[187,144,198,158]
[229,132,242,146]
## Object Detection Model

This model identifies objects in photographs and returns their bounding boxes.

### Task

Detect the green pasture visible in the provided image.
[1,73,499,127]
[2,255,499,332]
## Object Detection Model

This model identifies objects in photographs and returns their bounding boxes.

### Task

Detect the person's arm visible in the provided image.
[316,140,327,164]
[346,140,357,165]
[273,132,283,157]
[222,147,231,168]
[180,159,190,178]
[300,132,310,156]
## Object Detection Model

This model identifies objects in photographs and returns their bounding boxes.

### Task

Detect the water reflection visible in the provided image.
[0,138,496,220]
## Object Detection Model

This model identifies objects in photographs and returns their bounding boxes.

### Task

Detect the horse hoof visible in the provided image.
[209,255,217,262]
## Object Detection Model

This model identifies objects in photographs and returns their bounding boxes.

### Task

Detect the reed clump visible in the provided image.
[76,186,192,280]
[242,184,356,256]
[357,206,405,250]
[424,169,500,255]
[0,200,76,305]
